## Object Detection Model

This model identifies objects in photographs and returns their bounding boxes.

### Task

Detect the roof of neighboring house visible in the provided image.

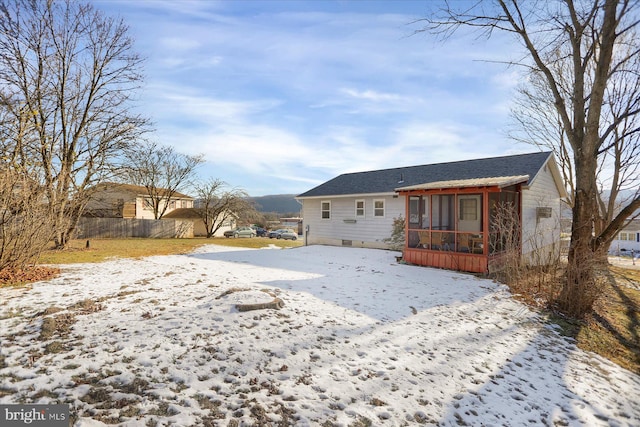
[92,183,193,199]
[163,208,240,220]
[297,151,560,198]
[162,208,202,219]
[620,219,640,231]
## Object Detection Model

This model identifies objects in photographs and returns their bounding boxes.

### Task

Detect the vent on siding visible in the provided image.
[536,207,552,223]
[342,240,352,246]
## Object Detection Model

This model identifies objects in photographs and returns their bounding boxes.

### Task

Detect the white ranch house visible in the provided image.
[297,152,567,274]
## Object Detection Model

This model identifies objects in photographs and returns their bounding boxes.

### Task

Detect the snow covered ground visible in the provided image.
[1,244,639,426]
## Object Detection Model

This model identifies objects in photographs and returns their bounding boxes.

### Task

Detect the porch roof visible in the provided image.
[395,175,529,192]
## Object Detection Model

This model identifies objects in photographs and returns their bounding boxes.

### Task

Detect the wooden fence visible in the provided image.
[76,218,193,239]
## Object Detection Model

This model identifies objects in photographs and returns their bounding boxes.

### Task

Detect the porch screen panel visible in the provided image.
[431,195,455,250]
[421,197,430,229]
[431,195,454,230]
[409,196,430,229]
[409,197,420,228]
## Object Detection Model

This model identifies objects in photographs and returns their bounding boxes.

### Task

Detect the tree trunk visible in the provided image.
[562,153,600,317]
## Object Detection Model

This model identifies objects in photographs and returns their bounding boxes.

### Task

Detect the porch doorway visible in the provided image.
[458,195,481,233]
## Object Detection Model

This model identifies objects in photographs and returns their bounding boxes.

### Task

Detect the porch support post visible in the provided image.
[482,188,489,255]
[404,192,409,251]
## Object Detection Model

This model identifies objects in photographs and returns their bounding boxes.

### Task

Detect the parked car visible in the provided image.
[253,226,267,237]
[224,226,256,238]
[268,229,287,239]
[277,229,298,240]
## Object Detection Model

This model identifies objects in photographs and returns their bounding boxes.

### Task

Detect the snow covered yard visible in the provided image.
[1,244,639,426]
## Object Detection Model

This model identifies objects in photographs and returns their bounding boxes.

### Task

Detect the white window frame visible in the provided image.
[321,200,331,220]
[373,199,385,217]
[143,197,154,210]
[355,199,365,217]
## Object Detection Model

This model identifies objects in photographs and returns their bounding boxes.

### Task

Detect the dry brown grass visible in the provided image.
[578,266,640,374]
[511,264,640,375]
[38,237,302,265]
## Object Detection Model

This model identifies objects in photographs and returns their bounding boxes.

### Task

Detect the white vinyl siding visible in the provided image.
[301,196,403,249]
[521,162,562,260]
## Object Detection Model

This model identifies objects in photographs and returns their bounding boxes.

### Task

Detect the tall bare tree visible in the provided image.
[122,141,203,219]
[420,0,640,316]
[511,35,640,251]
[0,0,149,248]
[192,179,253,238]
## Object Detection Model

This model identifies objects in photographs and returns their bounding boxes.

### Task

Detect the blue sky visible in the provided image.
[96,0,528,196]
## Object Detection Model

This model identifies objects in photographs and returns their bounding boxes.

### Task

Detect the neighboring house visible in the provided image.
[297,151,567,274]
[163,208,237,237]
[85,183,194,220]
[609,220,640,254]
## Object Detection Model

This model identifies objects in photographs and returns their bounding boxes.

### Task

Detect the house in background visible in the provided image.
[297,151,567,274]
[609,220,640,255]
[85,183,194,219]
[162,208,237,237]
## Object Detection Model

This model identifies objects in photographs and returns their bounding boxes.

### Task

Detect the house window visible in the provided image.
[321,201,331,219]
[618,232,632,241]
[169,200,176,209]
[355,200,365,217]
[459,198,478,221]
[143,197,153,210]
[374,199,385,217]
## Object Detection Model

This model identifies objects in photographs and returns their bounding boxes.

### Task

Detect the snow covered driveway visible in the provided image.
[1,245,639,426]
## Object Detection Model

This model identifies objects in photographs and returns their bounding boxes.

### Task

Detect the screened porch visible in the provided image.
[397,176,526,274]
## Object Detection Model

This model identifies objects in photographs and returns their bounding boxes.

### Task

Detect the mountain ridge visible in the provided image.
[249,194,301,215]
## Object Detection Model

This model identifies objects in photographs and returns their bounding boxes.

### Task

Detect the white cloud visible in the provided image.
[98,1,525,195]
[158,37,201,51]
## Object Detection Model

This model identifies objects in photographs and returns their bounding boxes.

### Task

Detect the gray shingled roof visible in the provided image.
[297,151,553,198]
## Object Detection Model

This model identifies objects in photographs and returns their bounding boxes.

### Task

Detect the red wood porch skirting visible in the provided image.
[403,248,488,274]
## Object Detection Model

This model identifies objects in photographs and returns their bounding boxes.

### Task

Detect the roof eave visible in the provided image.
[297,191,397,200]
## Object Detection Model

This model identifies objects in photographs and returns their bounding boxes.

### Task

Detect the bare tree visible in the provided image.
[122,141,203,219]
[192,178,252,238]
[0,0,149,248]
[511,34,640,254]
[419,0,640,317]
